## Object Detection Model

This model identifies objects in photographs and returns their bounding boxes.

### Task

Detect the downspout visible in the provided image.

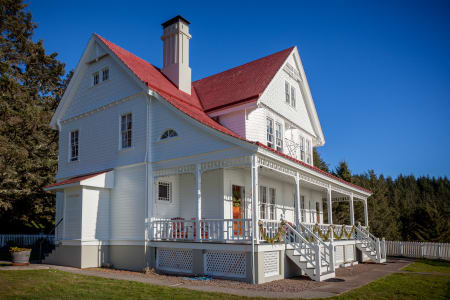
[144,95,151,270]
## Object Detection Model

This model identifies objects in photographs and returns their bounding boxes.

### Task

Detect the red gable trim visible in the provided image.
[44,169,111,189]
[254,142,372,194]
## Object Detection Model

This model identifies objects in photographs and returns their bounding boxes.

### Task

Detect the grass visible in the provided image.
[0,269,448,300]
[402,259,450,273]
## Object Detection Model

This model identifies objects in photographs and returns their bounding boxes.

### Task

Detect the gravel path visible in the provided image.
[87,267,326,293]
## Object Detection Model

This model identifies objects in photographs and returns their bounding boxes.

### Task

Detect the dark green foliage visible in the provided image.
[313,148,329,172]
[334,167,450,242]
[0,0,67,233]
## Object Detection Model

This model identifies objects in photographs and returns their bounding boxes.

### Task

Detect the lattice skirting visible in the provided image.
[263,251,280,277]
[157,248,193,273]
[204,250,247,278]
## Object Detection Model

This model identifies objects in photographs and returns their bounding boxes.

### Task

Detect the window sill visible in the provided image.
[156,136,181,144]
[118,146,134,153]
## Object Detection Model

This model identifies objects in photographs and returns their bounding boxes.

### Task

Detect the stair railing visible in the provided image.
[355,222,379,260]
[297,222,334,273]
[285,222,335,277]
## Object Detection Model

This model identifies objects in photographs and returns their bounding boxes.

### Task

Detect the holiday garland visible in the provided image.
[313,224,357,241]
[258,220,286,244]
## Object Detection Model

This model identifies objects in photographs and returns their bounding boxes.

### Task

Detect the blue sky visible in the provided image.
[27,0,450,178]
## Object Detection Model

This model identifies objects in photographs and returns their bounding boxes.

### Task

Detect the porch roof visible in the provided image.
[44,169,114,191]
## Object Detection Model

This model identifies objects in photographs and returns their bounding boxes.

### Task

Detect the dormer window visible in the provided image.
[275,122,282,152]
[102,67,109,81]
[291,86,296,108]
[266,118,274,148]
[92,72,99,86]
[285,81,290,104]
[160,129,178,140]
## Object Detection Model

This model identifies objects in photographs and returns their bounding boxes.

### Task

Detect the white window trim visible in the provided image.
[275,122,283,152]
[159,128,179,141]
[119,112,133,150]
[266,117,274,149]
[101,67,110,82]
[285,81,290,105]
[68,129,79,163]
[268,187,276,220]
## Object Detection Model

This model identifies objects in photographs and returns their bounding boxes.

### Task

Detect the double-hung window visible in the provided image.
[275,122,282,152]
[306,139,311,164]
[291,86,296,108]
[285,81,290,105]
[266,118,274,148]
[70,130,79,161]
[260,186,267,219]
[121,113,132,149]
[269,188,276,220]
[299,136,305,161]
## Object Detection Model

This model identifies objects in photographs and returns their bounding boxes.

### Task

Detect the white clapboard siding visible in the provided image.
[258,52,316,136]
[386,241,450,260]
[57,95,147,179]
[64,52,141,120]
[150,100,240,163]
[110,164,146,241]
[64,189,82,240]
[82,188,110,241]
[55,191,65,240]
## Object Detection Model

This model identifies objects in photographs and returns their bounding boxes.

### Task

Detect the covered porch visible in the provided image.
[147,154,371,245]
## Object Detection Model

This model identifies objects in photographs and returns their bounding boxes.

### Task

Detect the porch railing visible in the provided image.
[301,223,356,241]
[150,218,252,242]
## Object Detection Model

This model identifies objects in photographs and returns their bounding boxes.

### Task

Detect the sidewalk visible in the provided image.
[0,258,413,299]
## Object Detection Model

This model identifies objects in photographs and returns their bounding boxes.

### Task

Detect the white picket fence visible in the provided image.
[0,234,55,247]
[386,240,450,260]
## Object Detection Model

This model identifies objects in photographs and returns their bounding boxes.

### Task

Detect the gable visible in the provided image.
[258,49,324,146]
[61,42,142,120]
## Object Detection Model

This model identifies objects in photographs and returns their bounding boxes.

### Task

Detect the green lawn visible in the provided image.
[0,269,449,300]
[402,259,450,273]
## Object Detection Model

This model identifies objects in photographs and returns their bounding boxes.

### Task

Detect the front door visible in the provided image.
[232,185,245,235]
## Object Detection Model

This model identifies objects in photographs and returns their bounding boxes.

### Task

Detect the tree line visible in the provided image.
[314,151,450,243]
[1,0,449,242]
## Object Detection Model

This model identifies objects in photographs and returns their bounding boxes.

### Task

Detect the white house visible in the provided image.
[44,15,386,283]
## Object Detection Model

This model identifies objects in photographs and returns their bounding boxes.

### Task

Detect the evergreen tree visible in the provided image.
[0,0,66,233]
[313,148,329,172]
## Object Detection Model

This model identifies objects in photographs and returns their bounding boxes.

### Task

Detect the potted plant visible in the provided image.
[10,247,32,266]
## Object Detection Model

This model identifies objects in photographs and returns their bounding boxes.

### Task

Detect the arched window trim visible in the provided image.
[160,129,178,140]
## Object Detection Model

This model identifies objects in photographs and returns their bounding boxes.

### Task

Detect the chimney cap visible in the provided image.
[161,15,190,28]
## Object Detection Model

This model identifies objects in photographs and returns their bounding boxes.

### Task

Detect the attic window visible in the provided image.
[93,72,99,86]
[160,129,178,140]
[102,67,109,81]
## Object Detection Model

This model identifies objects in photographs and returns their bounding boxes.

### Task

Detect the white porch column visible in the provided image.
[327,187,333,225]
[195,164,202,241]
[363,199,369,227]
[349,193,355,226]
[251,155,259,244]
[295,173,301,225]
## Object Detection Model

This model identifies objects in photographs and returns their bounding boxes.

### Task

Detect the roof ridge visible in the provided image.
[193,46,295,84]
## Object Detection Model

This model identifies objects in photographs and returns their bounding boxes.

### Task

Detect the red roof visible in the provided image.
[44,170,110,189]
[92,34,370,194]
[192,47,294,112]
